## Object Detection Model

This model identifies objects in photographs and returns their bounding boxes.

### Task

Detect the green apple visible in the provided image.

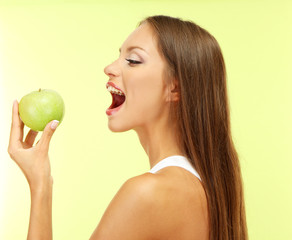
[19,89,65,131]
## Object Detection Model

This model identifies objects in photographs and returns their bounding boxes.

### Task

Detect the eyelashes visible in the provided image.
[125,58,142,65]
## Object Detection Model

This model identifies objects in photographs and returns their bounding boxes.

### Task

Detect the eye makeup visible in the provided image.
[125,59,142,65]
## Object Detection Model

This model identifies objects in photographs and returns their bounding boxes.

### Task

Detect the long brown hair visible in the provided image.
[140,15,248,239]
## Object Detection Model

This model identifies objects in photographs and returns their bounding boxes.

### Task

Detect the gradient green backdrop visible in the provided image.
[0,0,291,239]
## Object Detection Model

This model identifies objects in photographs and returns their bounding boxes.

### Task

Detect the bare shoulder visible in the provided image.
[90,170,208,240]
[90,173,162,240]
[122,172,162,197]
[149,167,209,239]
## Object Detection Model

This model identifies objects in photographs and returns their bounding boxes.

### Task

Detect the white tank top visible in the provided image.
[149,155,201,181]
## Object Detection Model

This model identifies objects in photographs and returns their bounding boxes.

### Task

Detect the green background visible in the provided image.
[0,0,291,239]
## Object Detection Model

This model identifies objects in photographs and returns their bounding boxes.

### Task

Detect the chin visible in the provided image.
[107,121,132,133]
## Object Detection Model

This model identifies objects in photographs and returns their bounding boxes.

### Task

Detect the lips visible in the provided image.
[106,82,126,116]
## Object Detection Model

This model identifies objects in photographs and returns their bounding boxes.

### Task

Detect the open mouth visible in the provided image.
[106,82,126,115]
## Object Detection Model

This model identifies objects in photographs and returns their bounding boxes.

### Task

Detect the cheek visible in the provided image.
[127,82,166,123]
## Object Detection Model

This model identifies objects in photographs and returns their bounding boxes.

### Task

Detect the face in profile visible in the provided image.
[104,23,172,133]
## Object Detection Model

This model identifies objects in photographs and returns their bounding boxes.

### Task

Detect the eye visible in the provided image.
[125,58,142,65]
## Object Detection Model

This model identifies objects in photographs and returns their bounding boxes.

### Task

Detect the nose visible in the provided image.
[104,60,120,78]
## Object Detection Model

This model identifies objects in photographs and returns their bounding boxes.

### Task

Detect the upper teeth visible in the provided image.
[107,85,125,96]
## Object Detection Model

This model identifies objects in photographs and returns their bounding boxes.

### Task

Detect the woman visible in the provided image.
[8,15,247,239]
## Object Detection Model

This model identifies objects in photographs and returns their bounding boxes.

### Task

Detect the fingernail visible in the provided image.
[50,120,59,130]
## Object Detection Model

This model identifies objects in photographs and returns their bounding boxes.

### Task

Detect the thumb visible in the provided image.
[38,120,59,152]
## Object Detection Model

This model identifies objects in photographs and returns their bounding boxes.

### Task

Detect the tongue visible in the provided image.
[112,94,125,109]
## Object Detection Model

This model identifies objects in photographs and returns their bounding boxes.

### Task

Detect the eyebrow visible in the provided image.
[119,46,148,54]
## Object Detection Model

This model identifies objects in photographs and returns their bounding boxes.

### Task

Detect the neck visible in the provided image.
[134,117,183,169]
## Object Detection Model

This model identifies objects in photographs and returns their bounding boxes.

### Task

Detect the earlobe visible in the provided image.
[166,80,180,102]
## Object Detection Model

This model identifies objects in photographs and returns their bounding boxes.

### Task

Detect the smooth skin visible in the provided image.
[8,22,209,240]
[8,100,57,240]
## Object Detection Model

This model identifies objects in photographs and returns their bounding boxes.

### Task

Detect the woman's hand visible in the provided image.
[7,100,59,192]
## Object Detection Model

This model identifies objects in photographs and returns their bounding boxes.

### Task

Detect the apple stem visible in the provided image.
[39,88,41,92]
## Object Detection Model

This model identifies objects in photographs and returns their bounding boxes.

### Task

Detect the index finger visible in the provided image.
[9,100,24,147]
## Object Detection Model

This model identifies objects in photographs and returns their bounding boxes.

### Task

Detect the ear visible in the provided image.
[166,80,180,102]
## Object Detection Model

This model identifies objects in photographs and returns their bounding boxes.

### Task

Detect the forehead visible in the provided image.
[120,23,159,55]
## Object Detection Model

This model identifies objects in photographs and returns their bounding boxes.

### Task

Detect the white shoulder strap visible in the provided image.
[149,155,201,181]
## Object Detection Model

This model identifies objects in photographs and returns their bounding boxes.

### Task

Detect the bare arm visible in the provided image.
[27,180,53,240]
[8,100,58,240]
